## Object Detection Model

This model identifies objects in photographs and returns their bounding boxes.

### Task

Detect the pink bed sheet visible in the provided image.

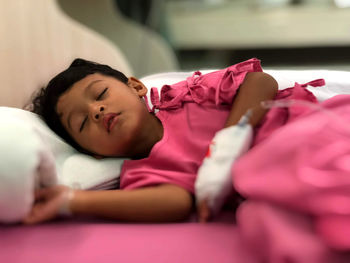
[0,212,252,263]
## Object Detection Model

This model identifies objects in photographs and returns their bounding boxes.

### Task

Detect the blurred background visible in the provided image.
[58,0,350,77]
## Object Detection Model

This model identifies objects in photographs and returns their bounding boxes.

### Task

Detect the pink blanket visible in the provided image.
[233,81,350,262]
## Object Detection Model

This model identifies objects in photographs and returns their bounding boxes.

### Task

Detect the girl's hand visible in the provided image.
[198,199,210,223]
[195,119,253,222]
[22,185,73,224]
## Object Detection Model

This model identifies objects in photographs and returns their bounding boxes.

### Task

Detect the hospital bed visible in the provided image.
[1,1,350,262]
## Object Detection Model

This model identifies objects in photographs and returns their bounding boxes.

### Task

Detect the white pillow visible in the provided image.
[0,107,124,191]
[265,69,350,101]
[0,112,56,222]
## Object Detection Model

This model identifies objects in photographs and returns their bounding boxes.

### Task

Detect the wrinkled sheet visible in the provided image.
[233,94,350,262]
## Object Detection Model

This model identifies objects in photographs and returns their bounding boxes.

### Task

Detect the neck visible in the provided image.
[131,113,163,159]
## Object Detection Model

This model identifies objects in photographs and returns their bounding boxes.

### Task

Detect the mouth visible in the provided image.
[103,113,121,133]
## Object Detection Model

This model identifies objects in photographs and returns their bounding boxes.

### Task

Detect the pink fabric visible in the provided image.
[233,94,350,262]
[253,79,325,145]
[0,212,252,263]
[120,59,350,261]
[120,58,263,194]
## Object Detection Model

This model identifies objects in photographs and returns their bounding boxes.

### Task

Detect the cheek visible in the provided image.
[82,127,123,155]
[73,129,100,150]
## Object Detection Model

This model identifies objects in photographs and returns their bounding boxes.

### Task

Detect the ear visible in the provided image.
[127,77,148,97]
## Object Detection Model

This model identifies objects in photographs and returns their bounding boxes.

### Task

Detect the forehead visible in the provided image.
[56,73,102,114]
[72,73,106,89]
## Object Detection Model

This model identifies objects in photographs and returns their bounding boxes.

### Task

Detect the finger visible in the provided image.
[198,200,210,223]
[23,198,59,224]
[34,187,52,201]
[22,208,35,224]
[23,206,52,224]
[22,204,45,224]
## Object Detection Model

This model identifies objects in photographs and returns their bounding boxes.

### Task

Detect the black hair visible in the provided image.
[31,58,128,152]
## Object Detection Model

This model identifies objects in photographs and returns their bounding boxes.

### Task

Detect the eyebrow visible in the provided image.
[66,79,103,131]
[84,79,103,96]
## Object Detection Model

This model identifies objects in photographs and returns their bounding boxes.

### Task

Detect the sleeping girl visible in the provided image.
[24,58,287,224]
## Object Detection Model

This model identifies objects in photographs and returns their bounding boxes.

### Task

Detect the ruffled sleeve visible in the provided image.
[149,58,263,112]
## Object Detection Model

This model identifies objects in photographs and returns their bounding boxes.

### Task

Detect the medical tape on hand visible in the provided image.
[58,189,75,217]
[195,113,253,214]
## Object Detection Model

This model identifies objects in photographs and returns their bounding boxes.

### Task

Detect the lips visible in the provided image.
[103,113,120,133]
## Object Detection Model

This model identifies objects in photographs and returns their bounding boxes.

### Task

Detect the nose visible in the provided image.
[90,104,105,121]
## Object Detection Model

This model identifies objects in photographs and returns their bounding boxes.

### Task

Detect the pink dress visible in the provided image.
[120,58,325,194]
[120,58,263,194]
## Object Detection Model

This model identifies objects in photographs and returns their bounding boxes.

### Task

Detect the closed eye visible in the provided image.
[80,88,107,132]
[79,116,88,132]
[97,88,108,100]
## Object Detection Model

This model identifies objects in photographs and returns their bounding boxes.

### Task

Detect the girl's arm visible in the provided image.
[224,72,278,128]
[72,184,193,222]
[23,184,193,224]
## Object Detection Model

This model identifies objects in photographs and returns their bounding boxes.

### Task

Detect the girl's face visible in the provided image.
[56,73,152,157]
